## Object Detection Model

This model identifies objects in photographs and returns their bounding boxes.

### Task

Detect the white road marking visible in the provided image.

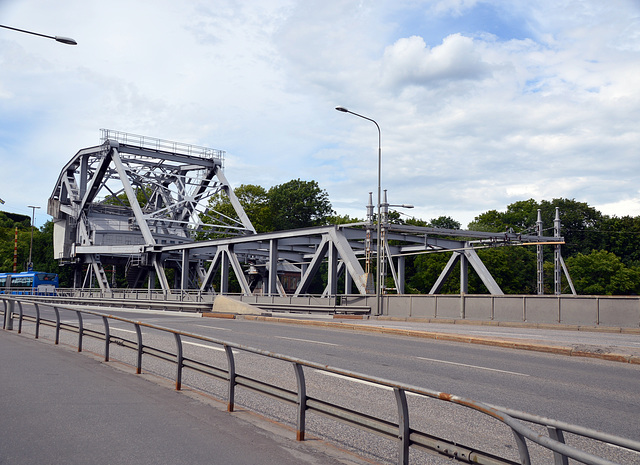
[416,357,530,377]
[110,328,137,334]
[275,336,340,346]
[194,324,231,331]
[184,341,224,351]
[319,371,392,390]
[318,372,421,397]
[183,341,239,354]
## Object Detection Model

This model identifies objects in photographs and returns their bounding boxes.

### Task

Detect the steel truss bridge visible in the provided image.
[48,130,568,297]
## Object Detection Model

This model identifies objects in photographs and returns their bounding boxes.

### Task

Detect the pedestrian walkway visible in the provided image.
[0,331,366,465]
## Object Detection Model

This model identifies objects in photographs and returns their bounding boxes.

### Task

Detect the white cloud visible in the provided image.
[381,34,491,88]
[1,0,639,230]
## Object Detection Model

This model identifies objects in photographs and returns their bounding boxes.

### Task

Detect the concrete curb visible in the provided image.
[240,315,640,365]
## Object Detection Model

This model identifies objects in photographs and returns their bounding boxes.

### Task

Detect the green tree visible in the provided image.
[594,215,640,266]
[476,246,537,294]
[429,216,461,230]
[199,184,270,237]
[268,179,333,231]
[566,250,640,295]
[408,252,458,294]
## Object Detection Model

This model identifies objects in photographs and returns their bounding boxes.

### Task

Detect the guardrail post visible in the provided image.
[17,301,23,333]
[34,303,40,338]
[102,316,110,361]
[394,388,410,465]
[512,430,531,465]
[293,363,307,441]
[224,345,236,412]
[76,311,84,352]
[134,323,143,374]
[4,300,14,330]
[174,333,183,390]
[53,307,60,344]
[547,427,569,465]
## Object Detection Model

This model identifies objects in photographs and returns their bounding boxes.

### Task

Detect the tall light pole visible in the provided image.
[27,205,40,271]
[335,106,383,315]
[0,24,77,45]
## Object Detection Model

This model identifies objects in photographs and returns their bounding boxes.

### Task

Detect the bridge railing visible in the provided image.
[2,296,638,465]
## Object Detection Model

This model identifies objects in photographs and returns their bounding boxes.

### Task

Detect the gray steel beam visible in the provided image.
[464,249,503,295]
[294,236,330,297]
[110,148,156,245]
[268,239,278,297]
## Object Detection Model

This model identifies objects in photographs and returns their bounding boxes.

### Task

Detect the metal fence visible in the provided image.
[2,296,638,465]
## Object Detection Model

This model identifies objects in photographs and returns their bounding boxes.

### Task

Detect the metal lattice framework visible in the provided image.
[48,130,254,290]
[48,130,571,297]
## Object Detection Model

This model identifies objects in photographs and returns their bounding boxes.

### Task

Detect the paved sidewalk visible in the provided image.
[0,331,366,465]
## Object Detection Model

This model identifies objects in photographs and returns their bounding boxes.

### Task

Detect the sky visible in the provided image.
[1,0,639,229]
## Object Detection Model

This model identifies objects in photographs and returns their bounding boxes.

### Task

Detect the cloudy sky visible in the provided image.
[1,0,639,229]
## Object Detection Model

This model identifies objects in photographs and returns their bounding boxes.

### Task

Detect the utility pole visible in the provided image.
[27,205,40,271]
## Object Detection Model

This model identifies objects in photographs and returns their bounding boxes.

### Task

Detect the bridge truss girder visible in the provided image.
[48,130,566,296]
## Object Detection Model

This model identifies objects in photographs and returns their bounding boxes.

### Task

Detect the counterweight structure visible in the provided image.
[49,130,570,296]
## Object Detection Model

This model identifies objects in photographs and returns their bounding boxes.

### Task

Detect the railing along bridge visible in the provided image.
[2,296,639,465]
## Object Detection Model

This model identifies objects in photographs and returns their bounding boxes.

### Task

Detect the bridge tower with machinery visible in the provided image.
[48,129,255,291]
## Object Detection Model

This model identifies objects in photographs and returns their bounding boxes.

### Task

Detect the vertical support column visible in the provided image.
[365,191,374,275]
[268,239,278,296]
[220,251,230,294]
[345,267,353,294]
[148,270,156,297]
[537,209,544,295]
[554,207,562,296]
[327,242,338,297]
[181,249,190,292]
[459,251,468,294]
[398,255,406,294]
[380,190,389,296]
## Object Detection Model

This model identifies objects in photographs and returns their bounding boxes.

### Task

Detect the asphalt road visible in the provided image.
[6,304,640,464]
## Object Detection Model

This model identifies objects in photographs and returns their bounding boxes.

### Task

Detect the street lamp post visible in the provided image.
[335,106,383,315]
[27,205,40,271]
[0,24,77,45]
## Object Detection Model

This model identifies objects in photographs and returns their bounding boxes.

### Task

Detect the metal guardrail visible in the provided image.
[27,291,370,315]
[2,296,638,465]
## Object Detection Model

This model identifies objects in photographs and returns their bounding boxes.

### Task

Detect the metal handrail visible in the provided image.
[2,296,638,465]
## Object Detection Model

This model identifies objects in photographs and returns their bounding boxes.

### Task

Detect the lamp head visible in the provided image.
[335,106,349,113]
[55,36,77,45]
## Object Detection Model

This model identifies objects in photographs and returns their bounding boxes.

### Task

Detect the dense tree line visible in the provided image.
[3,187,640,295]
[409,198,640,295]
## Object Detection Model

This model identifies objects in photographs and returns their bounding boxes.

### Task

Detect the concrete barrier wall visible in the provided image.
[344,294,640,328]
